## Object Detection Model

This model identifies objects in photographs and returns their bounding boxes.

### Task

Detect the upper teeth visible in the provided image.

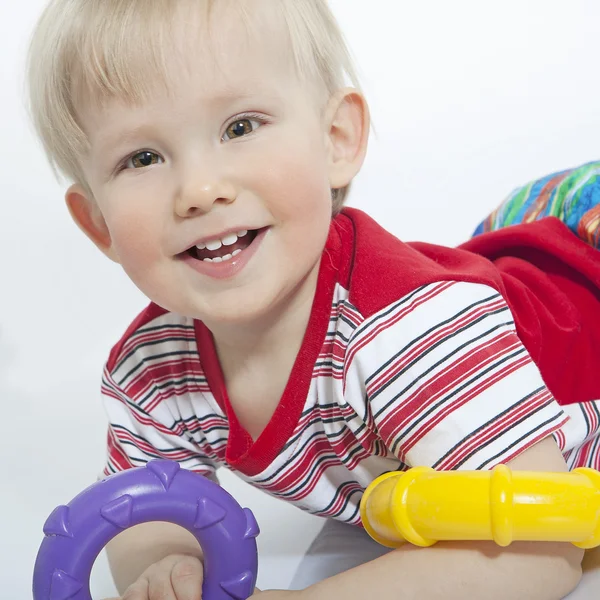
[197,230,248,250]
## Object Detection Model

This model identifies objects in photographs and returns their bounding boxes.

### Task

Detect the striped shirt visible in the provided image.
[101,208,600,524]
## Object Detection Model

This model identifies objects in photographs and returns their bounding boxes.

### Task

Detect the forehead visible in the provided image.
[173,2,296,89]
[74,1,303,119]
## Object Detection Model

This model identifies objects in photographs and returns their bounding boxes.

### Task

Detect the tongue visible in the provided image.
[195,231,256,260]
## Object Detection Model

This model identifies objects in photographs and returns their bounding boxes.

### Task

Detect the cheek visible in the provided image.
[254,137,332,218]
[254,142,333,260]
[104,198,164,272]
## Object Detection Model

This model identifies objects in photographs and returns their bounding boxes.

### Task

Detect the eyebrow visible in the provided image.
[93,89,283,155]
[94,125,147,152]
[93,123,161,161]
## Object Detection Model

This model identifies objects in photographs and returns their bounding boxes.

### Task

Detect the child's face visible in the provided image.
[73,12,341,327]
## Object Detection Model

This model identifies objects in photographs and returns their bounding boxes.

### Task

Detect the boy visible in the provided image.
[26,1,600,599]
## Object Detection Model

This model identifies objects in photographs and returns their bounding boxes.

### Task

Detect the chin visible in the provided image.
[205,300,276,326]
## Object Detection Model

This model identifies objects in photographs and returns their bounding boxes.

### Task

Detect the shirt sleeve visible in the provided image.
[100,365,219,482]
[343,281,569,470]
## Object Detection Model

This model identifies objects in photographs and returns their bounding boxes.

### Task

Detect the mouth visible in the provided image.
[185,228,262,263]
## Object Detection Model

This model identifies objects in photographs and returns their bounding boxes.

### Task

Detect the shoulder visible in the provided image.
[105,303,199,394]
[337,208,506,318]
[339,277,521,450]
[344,278,511,370]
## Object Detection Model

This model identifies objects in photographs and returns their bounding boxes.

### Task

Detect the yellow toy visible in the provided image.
[359,465,600,549]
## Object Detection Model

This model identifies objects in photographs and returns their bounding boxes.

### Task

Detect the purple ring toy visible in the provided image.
[33,460,259,600]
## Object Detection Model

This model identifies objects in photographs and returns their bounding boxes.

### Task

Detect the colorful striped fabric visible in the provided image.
[474,161,600,249]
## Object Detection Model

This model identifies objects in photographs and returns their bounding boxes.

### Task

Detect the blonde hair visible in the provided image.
[26,0,362,212]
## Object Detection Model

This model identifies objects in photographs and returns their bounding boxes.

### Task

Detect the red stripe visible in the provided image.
[486,420,569,468]
[118,326,196,360]
[582,402,599,438]
[375,332,521,440]
[344,282,456,381]
[366,297,507,396]
[436,389,556,469]
[397,353,532,457]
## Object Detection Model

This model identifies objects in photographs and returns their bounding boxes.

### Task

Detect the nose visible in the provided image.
[174,167,237,218]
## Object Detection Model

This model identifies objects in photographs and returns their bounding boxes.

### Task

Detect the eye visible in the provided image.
[223,118,260,141]
[124,150,163,170]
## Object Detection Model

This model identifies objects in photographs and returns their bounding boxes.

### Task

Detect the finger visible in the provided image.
[170,556,204,600]
[147,574,178,600]
[121,577,149,600]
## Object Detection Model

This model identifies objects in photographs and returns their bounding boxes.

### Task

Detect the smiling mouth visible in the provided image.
[186,229,260,263]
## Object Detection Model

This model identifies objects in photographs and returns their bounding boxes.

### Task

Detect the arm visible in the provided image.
[106,521,204,594]
[259,284,585,598]
[100,356,219,594]
[256,438,584,600]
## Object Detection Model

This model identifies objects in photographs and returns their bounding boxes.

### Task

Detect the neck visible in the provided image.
[207,261,321,373]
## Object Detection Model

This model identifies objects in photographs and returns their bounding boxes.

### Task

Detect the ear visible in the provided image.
[325,88,370,190]
[65,183,120,262]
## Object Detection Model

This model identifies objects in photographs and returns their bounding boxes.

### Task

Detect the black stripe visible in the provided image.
[367,304,509,402]
[298,400,343,416]
[280,448,365,498]
[388,349,530,454]
[178,420,228,437]
[106,380,225,441]
[427,388,547,467]
[135,374,209,408]
[111,424,211,458]
[578,402,599,439]
[117,349,199,386]
[587,435,600,468]
[313,359,339,370]
[352,284,436,336]
[309,481,364,518]
[115,332,195,370]
[255,429,366,485]
[474,410,565,470]
[374,322,521,422]
[136,323,194,335]
[363,291,501,386]
[338,313,360,331]
[276,412,350,453]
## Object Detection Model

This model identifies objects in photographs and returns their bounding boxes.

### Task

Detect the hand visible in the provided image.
[108,554,204,600]
[249,591,299,599]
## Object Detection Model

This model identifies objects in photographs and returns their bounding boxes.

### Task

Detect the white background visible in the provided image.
[2,1,600,598]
